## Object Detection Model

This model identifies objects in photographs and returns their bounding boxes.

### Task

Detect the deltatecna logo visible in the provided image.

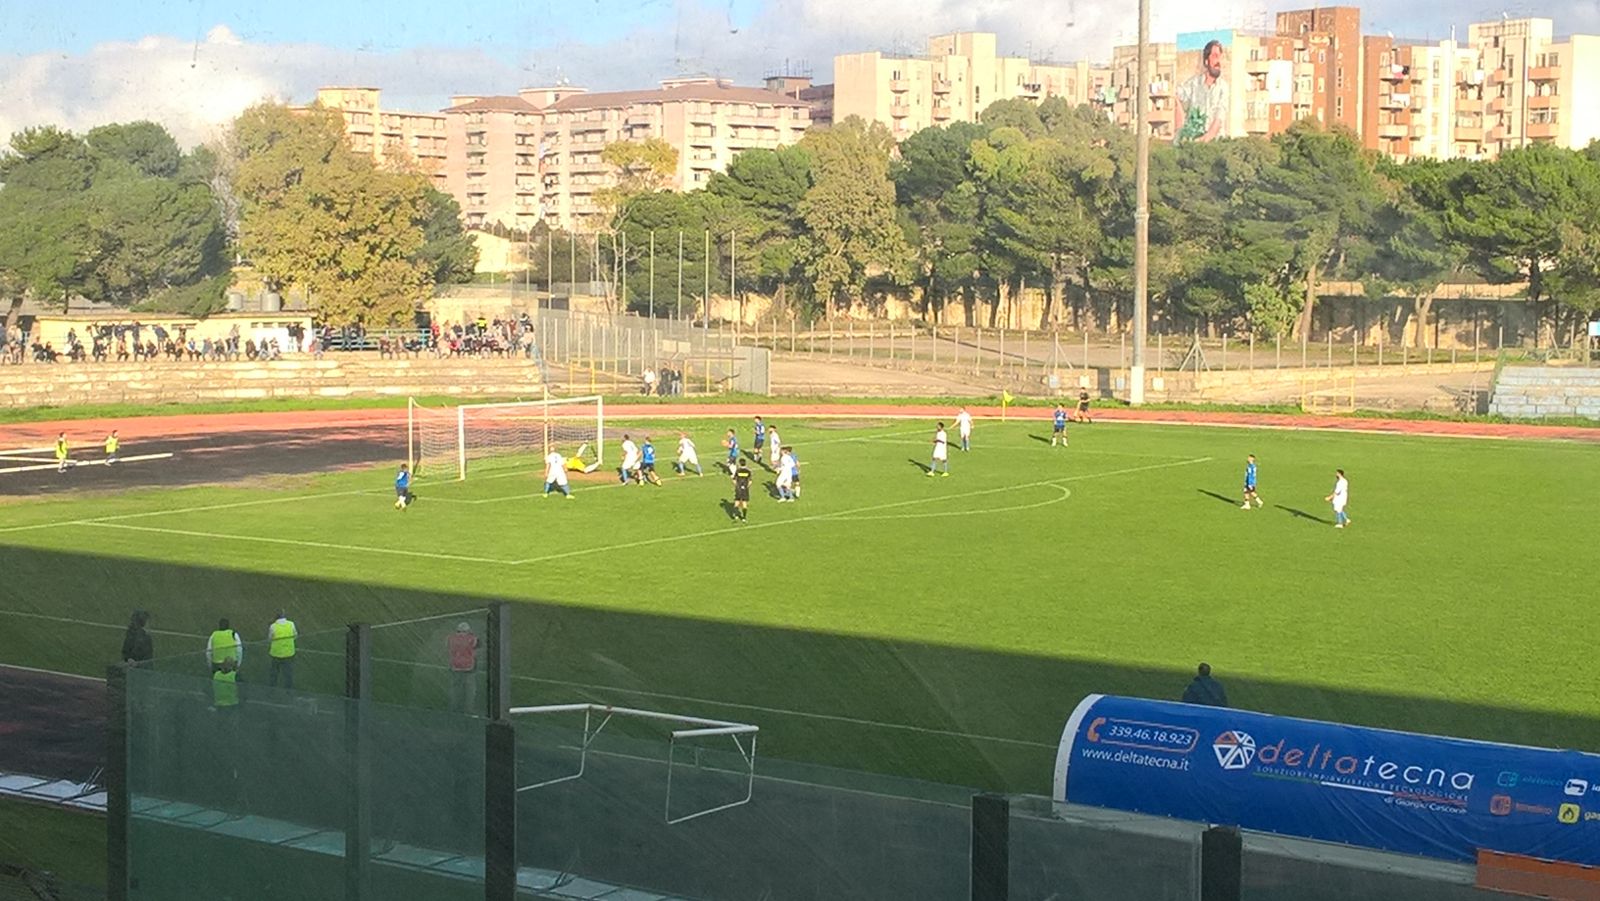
[1213,731,1257,770]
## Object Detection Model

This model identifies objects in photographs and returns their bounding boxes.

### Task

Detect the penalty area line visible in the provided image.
[509,456,1211,565]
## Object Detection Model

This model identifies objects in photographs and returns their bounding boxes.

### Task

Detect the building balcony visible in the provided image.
[1381,65,1409,82]
[1528,93,1559,110]
[1147,81,1172,98]
[890,79,910,93]
[1243,117,1269,134]
[932,105,952,120]
[1489,95,1507,113]
[1377,122,1407,139]
[932,78,952,94]
[1528,120,1558,139]
[890,102,911,118]
[1411,124,1430,139]
[1379,94,1408,110]
[1244,58,1270,75]
[1456,69,1484,86]
[1486,67,1507,85]
[1454,125,1484,142]
[1529,65,1560,82]
[1487,126,1506,141]
[1456,97,1484,113]
[1147,108,1172,124]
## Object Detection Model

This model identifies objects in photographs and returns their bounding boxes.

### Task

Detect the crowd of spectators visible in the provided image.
[0,314,546,366]
[0,321,296,365]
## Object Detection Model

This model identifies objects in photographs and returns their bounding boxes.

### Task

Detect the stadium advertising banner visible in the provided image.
[1053,695,1600,866]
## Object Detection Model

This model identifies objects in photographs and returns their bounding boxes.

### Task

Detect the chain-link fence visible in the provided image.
[534,308,769,395]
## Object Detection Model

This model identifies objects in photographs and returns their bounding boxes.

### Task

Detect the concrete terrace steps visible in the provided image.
[0,356,546,408]
[1490,366,1600,420]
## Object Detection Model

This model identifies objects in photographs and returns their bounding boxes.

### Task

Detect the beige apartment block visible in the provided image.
[1459,18,1600,156]
[429,79,810,232]
[533,78,812,230]
[306,87,448,187]
[1104,42,1179,140]
[834,32,1109,139]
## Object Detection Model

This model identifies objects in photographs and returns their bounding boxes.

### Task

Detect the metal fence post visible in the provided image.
[106,665,129,901]
[970,794,1010,901]
[345,623,373,901]
[486,720,517,901]
[1200,826,1243,901]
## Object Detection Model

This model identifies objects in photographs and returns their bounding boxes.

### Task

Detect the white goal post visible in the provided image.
[407,395,605,480]
[511,703,759,825]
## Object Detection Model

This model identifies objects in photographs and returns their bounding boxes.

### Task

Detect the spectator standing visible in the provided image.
[267,611,297,689]
[206,618,243,675]
[121,610,154,666]
[1182,663,1229,707]
[447,623,480,714]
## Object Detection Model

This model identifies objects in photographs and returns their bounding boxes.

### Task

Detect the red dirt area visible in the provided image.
[3,403,1597,448]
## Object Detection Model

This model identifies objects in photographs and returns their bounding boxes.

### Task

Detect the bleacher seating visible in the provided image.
[0,356,545,408]
[1489,366,1600,420]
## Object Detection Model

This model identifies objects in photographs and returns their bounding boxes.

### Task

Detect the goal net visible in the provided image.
[407,395,605,480]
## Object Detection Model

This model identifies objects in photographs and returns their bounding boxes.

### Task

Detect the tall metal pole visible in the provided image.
[729,230,737,324]
[677,230,684,321]
[704,228,711,329]
[1129,0,1151,405]
[649,231,656,319]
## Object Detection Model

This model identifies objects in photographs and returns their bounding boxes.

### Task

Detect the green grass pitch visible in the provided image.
[1,416,1595,793]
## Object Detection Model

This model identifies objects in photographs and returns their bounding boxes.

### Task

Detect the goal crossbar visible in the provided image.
[407,395,604,481]
[510,703,758,825]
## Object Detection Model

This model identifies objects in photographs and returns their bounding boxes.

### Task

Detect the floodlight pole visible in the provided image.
[1129,0,1151,405]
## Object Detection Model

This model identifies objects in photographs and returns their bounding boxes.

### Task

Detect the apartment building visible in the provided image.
[306,87,448,187]
[1274,7,1365,133]
[1103,42,1179,141]
[833,32,1111,139]
[1464,18,1600,156]
[533,78,812,229]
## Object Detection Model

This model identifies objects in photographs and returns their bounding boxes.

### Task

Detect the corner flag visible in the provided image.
[1001,390,1013,421]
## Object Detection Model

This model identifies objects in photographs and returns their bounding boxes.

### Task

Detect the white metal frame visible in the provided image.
[408,395,604,480]
[510,703,758,825]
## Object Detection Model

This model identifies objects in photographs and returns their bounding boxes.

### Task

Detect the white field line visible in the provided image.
[507,457,1211,565]
[0,610,1054,750]
[0,452,174,475]
[77,521,513,565]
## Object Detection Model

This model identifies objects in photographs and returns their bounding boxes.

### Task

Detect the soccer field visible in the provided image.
[0,415,1595,792]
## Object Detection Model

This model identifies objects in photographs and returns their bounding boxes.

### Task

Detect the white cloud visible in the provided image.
[0,24,521,150]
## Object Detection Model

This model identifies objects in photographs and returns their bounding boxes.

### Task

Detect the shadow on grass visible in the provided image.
[1027,434,1050,444]
[718,499,740,522]
[1276,504,1334,525]
[907,458,930,473]
[1197,489,1240,507]
[1,545,1597,798]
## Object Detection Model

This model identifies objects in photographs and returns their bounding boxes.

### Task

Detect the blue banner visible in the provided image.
[1054,695,1600,865]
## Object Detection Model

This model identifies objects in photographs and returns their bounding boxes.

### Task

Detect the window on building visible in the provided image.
[1318,50,1326,63]
[1336,96,1344,117]
[1336,67,1343,88]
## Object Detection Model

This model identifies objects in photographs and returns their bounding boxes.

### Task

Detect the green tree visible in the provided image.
[893,122,988,322]
[1437,144,1600,338]
[1241,123,1381,339]
[1362,159,1469,347]
[0,123,227,322]
[414,188,479,285]
[229,102,434,326]
[970,128,1116,328]
[796,117,911,316]
[706,144,815,310]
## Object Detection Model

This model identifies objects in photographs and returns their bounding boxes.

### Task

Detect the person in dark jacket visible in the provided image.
[121,610,154,665]
[1182,662,1228,707]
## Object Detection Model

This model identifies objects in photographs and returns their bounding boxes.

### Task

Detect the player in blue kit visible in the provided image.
[394,463,413,510]
[752,416,766,458]
[1242,454,1263,509]
[722,428,740,473]
[640,436,663,485]
[1051,405,1068,447]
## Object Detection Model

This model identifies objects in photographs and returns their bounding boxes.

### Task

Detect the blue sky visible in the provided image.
[1,0,1595,148]
[0,0,756,55]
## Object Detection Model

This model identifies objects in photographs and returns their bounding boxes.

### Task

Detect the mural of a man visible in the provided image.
[1176,39,1229,143]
